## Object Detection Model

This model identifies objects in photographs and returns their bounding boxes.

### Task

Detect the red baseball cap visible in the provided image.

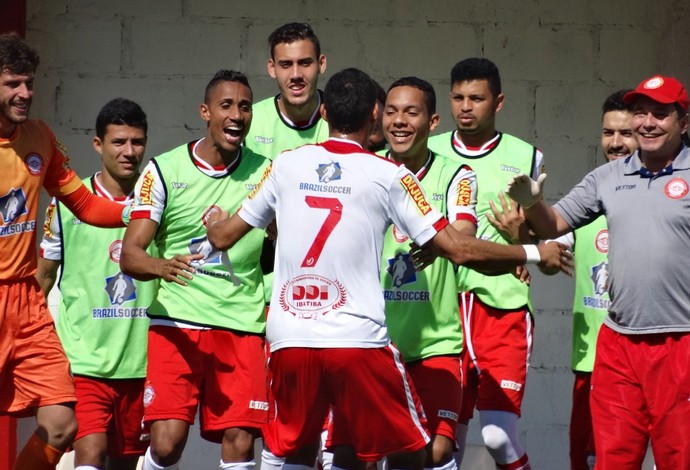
[623,75,689,112]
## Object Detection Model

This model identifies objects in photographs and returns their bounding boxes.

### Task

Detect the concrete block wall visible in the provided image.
[21,0,690,468]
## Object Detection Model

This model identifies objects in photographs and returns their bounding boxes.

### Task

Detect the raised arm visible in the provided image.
[505,173,573,239]
[427,222,571,275]
[206,210,256,251]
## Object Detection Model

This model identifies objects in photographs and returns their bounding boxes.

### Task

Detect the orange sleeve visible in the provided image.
[43,130,82,196]
[57,184,125,228]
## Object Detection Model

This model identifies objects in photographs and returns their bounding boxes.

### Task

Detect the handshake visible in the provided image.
[504,173,547,209]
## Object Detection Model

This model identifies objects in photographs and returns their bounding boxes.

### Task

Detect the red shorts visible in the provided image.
[569,372,594,470]
[265,346,429,462]
[591,325,690,469]
[0,278,76,416]
[459,293,532,423]
[143,326,269,443]
[74,376,147,457]
[406,356,462,441]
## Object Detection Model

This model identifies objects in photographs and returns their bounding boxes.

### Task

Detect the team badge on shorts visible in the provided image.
[24,153,44,176]
[143,385,155,407]
[664,178,688,199]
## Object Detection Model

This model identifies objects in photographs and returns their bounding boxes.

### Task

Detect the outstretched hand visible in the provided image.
[537,242,573,276]
[487,192,524,243]
[505,173,547,209]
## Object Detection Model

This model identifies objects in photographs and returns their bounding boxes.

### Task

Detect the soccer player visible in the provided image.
[36,98,154,470]
[378,77,473,470]
[120,70,271,470]
[427,57,543,470]
[506,75,690,469]
[244,22,328,160]
[0,33,131,470]
[206,67,570,470]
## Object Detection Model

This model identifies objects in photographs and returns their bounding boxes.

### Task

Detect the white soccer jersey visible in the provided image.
[238,138,447,351]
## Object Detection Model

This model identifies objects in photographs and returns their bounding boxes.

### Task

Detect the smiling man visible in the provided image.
[244,22,329,160]
[120,70,271,470]
[506,75,690,469]
[36,98,153,470]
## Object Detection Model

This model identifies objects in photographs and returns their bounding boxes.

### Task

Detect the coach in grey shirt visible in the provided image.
[505,75,690,470]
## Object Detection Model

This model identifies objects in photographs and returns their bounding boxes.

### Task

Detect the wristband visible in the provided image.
[522,244,541,264]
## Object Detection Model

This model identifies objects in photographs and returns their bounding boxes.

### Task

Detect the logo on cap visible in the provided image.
[644,77,664,90]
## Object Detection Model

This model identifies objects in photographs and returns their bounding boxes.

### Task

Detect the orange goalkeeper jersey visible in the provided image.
[0,119,80,280]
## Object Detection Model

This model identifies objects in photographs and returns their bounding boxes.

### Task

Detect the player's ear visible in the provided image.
[200,102,211,123]
[92,136,103,155]
[318,54,327,75]
[267,58,277,79]
[429,113,440,132]
[320,103,328,123]
[494,93,505,113]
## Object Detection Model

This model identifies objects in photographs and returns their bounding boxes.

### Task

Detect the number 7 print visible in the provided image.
[301,196,343,267]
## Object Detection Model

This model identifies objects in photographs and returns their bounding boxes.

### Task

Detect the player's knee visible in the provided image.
[223,427,258,460]
[480,424,512,454]
[428,435,454,466]
[150,433,186,465]
[37,409,78,450]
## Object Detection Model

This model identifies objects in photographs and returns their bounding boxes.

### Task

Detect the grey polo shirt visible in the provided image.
[555,145,690,335]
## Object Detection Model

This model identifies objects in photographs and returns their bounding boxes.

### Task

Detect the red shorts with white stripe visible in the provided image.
[265,345,429,462]
[406,355,462,441]
[458,293,533,423]
[143,326,269,442]
[73,376,147,457]
[591,325,690,469]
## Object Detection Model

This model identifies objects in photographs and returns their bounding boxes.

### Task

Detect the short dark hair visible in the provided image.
[602,89,634,116]
[268,22,321,59]
[450,58,501,98]
[0,33,39,75]
[95,98,148,140]
[204,70,252,103]
[373,79,386,106]
[324,68,376,135]
[388,76,437,115]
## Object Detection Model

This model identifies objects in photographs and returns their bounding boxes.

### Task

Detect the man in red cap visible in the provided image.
[503,74,690,469]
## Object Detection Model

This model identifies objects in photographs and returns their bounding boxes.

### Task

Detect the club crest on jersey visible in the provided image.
[105,272,137,305]
[24,153,44,176]
[387,252,417,288]
[392,225,409,243]
[278,275,347,319]
[400,174,431,215]
[594,229,608,254]
[316,162,342,183]
[0,188,28,224]
[664,178,689,199]
[109,240,123,263]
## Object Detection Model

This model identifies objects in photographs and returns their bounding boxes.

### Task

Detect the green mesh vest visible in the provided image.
[147,144,270,332]
[429,132,537,309]
[381,153,463,362]
[56,177,154,378]
[571,216,609,372]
